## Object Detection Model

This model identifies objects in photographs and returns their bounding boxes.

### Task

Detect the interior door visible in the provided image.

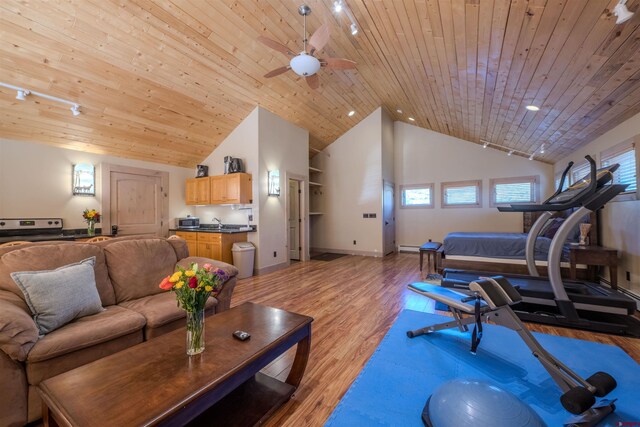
[288,179,301,260]
[383,180,396,255]
[109,169,164,236]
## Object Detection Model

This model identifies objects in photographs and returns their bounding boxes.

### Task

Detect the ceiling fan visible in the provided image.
[257,4,356,89]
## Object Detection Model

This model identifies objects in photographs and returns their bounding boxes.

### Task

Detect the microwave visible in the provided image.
[177,217,200,229]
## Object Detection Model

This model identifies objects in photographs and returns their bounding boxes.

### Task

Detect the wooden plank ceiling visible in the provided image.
[1,0,640,167]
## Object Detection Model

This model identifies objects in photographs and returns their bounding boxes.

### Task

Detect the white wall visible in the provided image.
[554,112,640,292]
[0,139,192,230]
[194,107,308,273]
[311,108,385,256]
[394,122,554,246]
[257,108,309,270]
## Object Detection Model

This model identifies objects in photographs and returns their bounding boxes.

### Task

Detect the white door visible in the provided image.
[107,165,167,236]
[383,181,396,255]
[288,179,301,260]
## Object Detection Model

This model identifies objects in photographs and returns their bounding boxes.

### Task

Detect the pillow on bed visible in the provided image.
[540,218,581,242]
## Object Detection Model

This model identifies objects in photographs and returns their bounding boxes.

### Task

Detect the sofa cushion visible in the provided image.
[118,291,217,330]
[0,243,116,306]
[176,256,239,279]
[104,239,178,303]
[26,305,145,364]
[11,257,104,335]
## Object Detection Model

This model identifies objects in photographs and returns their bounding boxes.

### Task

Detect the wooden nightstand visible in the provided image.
[569,245,619,289]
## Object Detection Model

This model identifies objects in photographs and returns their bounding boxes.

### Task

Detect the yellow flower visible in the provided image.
[185,270,196,277]
[175,281,184,289]
[169,271,182,283]
[205,285,213,292]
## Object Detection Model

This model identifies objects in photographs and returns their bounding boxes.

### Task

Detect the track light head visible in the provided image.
[350,23,358,35]
[482,141,489,148]
[529,153,535,161]
[507,150,514,156]
[333,1,342,13]
[540,144,546,154]
[614,1,634,24]
[16,90,30,101]
[70,105,81,116]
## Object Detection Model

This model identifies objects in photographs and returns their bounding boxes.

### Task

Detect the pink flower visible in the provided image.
[188,276,198,288]
[202,263,213,272]
[159,277,173,290]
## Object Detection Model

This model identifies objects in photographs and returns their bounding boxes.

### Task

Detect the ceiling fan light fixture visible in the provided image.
[350,23,358,35]
[614,1,634,24]
[16,89,30,100]
[290,53,321,76]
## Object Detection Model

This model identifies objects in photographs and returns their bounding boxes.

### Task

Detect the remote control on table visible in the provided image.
[233,330,251,341]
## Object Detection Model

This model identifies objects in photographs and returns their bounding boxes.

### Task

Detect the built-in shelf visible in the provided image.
[309,166,323,173]
[309,181,323,186]
[309,212,324,215]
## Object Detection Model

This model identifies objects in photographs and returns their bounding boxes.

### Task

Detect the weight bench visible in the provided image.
[407,278,617,427]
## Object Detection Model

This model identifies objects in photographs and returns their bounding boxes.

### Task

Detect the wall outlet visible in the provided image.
[248,214,253,221]
[353,240,356,245]
[369,213,376,218]
[273,251,277,258]
[363,213,368,218]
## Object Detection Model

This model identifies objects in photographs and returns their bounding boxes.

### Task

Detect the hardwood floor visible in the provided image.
[230,252,640,427]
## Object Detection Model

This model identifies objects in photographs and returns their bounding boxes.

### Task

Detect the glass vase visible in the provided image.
[186,309,205,355]
[87,221,96,237]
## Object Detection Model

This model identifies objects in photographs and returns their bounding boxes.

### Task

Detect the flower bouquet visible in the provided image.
[82,209,100,236]
[159,263,228,355]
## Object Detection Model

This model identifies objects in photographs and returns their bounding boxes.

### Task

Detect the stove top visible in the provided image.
[0,218,65,240]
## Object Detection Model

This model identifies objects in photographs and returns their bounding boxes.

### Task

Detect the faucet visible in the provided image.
[213,217,223,228]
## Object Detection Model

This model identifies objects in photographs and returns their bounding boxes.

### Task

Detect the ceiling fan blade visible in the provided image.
[306,74,320,90]
[264,66,291,78]
[257,36,295,57]
[308,24,330,55]
[322,57,357,70]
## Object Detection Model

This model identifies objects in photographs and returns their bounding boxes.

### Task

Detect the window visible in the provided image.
[570,160,592,186]
[400,183,434,208]
[554,172,569,191]
[601,139,637,194]
[490,176,539,207]
[441,180,482,208]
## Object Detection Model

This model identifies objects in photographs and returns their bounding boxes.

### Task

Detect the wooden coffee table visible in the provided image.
[38,302,313,427]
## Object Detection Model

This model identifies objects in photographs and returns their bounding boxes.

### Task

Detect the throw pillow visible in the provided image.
[10,257,104,335]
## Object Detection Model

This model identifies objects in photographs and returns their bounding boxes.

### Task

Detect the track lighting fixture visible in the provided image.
[333,1,342,13]
[540,144,546,154]
[482,141,489,148]
[482,139,538,159]
[1,82,82,117]
[614,0,634,24]
[16,90,30,101]
[529,153,535,161]
[350,23,358,35]
[508,150,514,156]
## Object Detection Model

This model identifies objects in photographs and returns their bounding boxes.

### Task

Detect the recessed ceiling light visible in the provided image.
[396,109,403,114]
[333,1,342,13]
[348,110,355,117]
[408,117,415,121]
[526,105,540,111]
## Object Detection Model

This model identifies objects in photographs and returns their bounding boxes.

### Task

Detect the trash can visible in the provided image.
[232,242,255,279]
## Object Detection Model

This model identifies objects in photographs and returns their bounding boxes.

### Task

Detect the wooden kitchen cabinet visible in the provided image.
[210,173,252,204]
[173,231,248,263]
[175,231,197,255]
[185,178,210,205]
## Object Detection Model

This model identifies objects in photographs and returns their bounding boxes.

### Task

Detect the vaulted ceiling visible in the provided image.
[1,0,639,167]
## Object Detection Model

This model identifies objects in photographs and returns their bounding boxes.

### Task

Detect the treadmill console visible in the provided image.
[547,166,618,205]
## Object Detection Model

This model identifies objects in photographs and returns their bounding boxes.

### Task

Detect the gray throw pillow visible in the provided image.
[11,257,104,335]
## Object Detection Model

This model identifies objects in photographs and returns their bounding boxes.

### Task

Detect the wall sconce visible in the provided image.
[268,170,280,196]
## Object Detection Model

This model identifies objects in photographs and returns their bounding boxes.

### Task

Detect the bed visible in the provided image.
[436,211,598,279]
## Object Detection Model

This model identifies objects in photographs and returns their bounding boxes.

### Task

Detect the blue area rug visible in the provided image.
[325,310,640,426]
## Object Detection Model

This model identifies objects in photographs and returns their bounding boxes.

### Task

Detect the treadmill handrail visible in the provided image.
[498,155,598,213]
[543,160,573,204]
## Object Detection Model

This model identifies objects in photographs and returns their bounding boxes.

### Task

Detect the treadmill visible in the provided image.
[442,155,640,337]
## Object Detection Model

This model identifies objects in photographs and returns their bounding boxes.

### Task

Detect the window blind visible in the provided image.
[403,188,432,206]
[444,185,478,205]
[570,161,591,186]
[494,182,534,204]
[601,145,637,192]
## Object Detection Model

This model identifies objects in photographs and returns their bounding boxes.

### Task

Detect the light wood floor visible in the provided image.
[231,252,640,427]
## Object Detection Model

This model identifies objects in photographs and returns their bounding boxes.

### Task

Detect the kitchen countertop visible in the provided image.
[170,225,256,234]
[0,232,115,244]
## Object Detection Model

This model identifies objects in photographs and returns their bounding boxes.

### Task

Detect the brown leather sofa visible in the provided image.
[0,236,238,426]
